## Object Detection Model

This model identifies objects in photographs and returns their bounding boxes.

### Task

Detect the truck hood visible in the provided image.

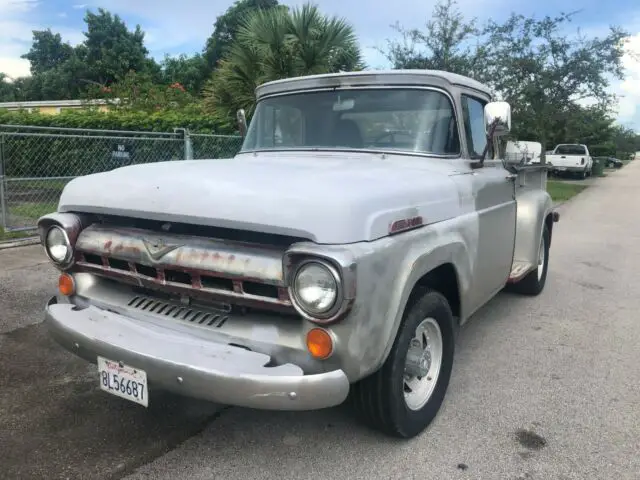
[58,151,463,244]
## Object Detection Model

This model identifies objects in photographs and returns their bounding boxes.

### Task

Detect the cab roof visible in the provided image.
[256,69,493,100]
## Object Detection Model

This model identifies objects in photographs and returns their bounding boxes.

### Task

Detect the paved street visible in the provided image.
[1,162,639,480]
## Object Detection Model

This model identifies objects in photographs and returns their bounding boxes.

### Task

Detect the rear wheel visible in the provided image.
[350,288,455,438]
[509,224,550,296]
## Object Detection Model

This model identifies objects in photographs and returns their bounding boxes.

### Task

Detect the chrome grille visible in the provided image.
[127,295,229,328]
[72,224,293,311]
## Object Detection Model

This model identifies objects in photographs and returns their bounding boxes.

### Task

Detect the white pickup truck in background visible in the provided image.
[547,143,593,179]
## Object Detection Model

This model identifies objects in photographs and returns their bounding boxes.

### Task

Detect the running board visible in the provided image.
[508,261,535,283]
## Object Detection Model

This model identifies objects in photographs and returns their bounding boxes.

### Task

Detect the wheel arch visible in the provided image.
[373,240,468,374]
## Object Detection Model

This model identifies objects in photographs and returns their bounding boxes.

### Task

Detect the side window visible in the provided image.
[462,95,489,158]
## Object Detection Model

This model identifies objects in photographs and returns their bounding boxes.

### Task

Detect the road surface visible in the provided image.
[1,162,638,480]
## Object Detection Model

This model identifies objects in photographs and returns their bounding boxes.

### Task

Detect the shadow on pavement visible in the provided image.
[0,321,221,480]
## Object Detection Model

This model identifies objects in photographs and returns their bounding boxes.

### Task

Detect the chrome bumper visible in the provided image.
[552,165,586,172]
[44,297,350,410]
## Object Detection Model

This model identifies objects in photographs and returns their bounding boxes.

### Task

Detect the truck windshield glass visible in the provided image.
[241,88,460,156]
[555,144,586,155]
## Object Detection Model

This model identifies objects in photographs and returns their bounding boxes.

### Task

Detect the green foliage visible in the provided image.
[203,0,281,72]
[20,29,74,76]
[160,54,210,95]
[203,2,363,124]
[380,0,483,75]
[83,70,200,113]
[82,8,152,85]
[0,74,17,102]
[481,11,629,152]
[546,181,587,202]
[0,109,239,179]
[381,0,635,157]
[4,8,159,102]
[0,108,230,134]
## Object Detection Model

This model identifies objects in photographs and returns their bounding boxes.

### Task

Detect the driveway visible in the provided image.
[1,162,639,480]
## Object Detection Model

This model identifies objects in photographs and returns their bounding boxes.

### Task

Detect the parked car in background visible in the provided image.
[594,156,623,169]
[547,143,593,179]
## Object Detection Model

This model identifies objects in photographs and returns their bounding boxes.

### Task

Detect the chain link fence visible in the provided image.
[0,125,242,233]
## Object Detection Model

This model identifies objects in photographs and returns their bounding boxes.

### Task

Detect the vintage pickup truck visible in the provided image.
[38,70,559,439]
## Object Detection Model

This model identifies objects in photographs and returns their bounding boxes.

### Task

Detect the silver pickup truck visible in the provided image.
[38,70,559,439]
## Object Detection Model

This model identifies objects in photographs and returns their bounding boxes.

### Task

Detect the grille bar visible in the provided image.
[127,295,229,328]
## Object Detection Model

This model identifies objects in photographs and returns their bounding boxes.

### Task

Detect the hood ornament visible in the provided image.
[142,237,181,261]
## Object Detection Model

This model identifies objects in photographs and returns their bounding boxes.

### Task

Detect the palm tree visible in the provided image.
[203,2,364,127]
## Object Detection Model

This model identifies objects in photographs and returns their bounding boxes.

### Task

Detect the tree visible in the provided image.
[161,53,209,95]
[83,70,199,113]
[380,0,484,77]
[81,8,152,86]
[0,74,18,102]
[203,2,363,126]
[382,2,631,156]
[20,29,74,76]
[481,12,629,154]
[203,0,281,72]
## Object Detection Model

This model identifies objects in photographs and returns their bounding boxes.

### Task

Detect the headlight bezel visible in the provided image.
[288,258,345,323]
[44,224,74,268]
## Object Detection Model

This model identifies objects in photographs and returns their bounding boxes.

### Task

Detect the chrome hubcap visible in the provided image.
[403,317,443,411]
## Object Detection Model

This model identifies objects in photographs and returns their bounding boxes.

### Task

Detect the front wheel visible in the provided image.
[350,289,455,438]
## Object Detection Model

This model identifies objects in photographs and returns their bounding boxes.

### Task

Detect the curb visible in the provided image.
[0,236,40,250]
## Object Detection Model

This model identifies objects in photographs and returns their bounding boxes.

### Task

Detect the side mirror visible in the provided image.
[236,109,247,138]
[484,101,511,137]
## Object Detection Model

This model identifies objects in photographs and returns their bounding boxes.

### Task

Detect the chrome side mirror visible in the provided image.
[484,101,511,137]
[236,109,247,138]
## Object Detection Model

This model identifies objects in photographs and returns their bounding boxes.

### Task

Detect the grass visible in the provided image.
[11,202,58,220]
[0,228,36,242]
[546,180,588,202]
[0,201,56,242]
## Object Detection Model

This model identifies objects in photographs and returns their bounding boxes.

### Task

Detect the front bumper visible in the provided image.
[44,297,350,410]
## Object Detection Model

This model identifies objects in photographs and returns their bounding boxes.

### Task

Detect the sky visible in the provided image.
[1,0,639,131]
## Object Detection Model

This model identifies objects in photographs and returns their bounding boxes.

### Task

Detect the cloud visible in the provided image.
[0,1,84,79]
[72,4,87,9]
[614,33,640,129]
[0,0,39,14]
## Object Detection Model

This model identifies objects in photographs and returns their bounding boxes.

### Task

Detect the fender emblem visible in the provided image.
[389,216,424,234]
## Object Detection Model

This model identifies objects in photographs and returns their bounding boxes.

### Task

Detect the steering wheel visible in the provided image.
[372,130,412,147]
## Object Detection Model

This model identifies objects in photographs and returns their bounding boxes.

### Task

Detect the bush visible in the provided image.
[0,108,234,134]
[0,109,242,177]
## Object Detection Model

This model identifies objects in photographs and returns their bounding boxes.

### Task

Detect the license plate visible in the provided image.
[97,356,148,407]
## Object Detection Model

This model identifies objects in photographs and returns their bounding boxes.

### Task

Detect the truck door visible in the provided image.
[461,94,517,310]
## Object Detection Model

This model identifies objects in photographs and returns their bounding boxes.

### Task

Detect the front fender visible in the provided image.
[331,215,477,381]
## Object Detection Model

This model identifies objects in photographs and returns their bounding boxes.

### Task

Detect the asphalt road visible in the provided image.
[1,162,639,480]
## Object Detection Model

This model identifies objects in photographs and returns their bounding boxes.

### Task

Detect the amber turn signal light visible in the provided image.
[58,273,76,296]
[306,328,333,360]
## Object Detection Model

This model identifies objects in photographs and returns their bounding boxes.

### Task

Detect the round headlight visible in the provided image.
[45,226,72,264]
[293,262,339,315]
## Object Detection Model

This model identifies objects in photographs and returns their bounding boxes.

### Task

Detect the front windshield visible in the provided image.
[241,88,460,156]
